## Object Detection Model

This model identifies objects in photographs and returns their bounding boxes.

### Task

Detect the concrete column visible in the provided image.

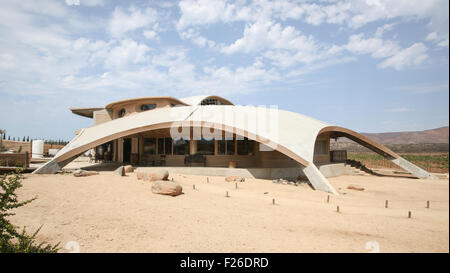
[117,138,123,163]
[302,163,339,195]
[391,157,438,180]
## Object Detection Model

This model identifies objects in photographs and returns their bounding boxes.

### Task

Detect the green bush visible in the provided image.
[0,169,59,253]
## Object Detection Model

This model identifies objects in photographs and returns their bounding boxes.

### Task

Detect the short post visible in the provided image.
[408,211,412,218]
[337,206,340,213]
[426,201,430,209]
[235,182,238,189]
[272,198,275,205]
[226,191,229,198]
[385,200,388,208]
[171,178,174,182]
[327,195,330,203]
[207,177,209,183]
[193,184,196,190]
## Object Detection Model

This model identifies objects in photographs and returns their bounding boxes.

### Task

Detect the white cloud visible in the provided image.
[143,30,158,40]
[343,34,400,59]
[105,39,151,68]
[81,0,104,6]
[65,0,80,6]
[108,6,158,37]
[180,28,215,48]
[177,0,252,30]
[375,23,395,38]
[222,20,318,55]
[378,43,428,70]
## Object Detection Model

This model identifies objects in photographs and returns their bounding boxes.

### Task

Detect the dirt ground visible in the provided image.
[9,169,449,253]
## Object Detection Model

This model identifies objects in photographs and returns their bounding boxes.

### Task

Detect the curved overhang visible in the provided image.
[34,105,437,193]
[318,126,400,159]
[40,106,328,165]
[105,96,189,109]
[70,107,104,118]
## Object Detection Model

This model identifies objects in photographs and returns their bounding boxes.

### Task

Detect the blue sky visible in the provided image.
[0,0,448,141]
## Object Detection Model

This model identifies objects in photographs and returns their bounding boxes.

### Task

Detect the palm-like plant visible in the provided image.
[0,129,5,152]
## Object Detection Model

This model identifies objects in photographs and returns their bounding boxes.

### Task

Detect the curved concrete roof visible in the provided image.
[105,96,188,109]
[36,103,437,193]
[180,95,234,106]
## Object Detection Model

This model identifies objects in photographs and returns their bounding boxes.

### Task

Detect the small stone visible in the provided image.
[347,184,365,191]
[151,181,183,196]
[225,176,245,182]
[124,165,134,173]
[137,170,169,181]
[115,166,125,176]
[73,170,99,177]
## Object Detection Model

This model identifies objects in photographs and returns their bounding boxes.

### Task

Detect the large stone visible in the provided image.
[124,165,134,173]
[115,166,125,176]
[225,176,245,182]
[137,169,169,181]
[73,170,99,177]
[151,181,182,196]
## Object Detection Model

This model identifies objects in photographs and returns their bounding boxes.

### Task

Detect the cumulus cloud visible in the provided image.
[379,43,429,70]
[65,0,80,6]
[108,6,158,37]
[222,20,318,55]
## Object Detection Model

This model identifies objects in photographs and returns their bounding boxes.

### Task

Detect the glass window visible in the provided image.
[217,140,226,155]
[173,138,189,155]
[314,140,328,155]
[217,136,235,155]
[157,138,164,155]
[141,104,157,111]
[237,137,254,155]
[226,139,235,155]
[201,98,218,105]
[197,138,215,155]
[143,138,156,155]
[118,108,126,118]
[165,138,172,155]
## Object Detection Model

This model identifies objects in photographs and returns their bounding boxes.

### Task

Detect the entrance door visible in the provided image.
[123,138,132,163]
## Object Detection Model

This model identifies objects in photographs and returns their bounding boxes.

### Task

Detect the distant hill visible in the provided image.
[333,127,449,153]
[360,126,449,144]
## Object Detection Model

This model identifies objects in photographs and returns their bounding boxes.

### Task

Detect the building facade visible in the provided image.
[34,95,437,194]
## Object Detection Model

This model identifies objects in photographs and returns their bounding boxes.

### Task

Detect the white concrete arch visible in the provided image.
[34,105,437,195]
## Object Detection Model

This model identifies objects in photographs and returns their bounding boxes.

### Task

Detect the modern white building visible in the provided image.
[34,95,436,194]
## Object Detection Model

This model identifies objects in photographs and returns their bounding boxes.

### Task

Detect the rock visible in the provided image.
[225,176,245,182]
[115,166,125,176]
[151,181,183,196]
[347,184,365,191]
[73,170,99,177]
[137,169,169,181]
[124,165,134,173]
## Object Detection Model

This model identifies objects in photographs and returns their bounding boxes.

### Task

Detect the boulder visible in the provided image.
[151,181,183,196]
[225,176,245,182]
[73,170,99,177]
[137,169,169,181]
[115,166,125,176]
[347,184,365,191]
[124,165,134,173]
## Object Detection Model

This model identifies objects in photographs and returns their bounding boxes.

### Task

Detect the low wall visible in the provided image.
[0,152,30,167]
[0,140,64,155]
[135,163,352,180]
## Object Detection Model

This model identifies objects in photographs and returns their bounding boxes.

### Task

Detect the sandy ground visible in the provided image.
[9,168,449,253]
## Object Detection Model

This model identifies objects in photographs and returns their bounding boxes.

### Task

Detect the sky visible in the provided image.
[0,0,448,141]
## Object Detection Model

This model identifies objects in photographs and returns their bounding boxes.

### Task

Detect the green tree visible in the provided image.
[0,129,5,152]
[0,170,59,253]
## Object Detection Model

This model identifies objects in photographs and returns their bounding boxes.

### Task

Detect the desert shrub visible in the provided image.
[0,169,59,253]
